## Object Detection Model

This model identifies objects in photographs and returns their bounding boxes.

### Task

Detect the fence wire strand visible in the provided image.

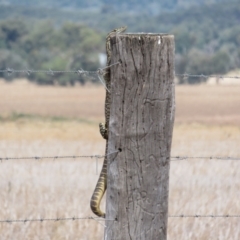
[0,68,95,75]
[0,216,114,224]
[0,150,119,162]
[175,73,240,79]
[171,156,240,161]
[0,214,239,224]
[0,154,239,161]
[0,62,121,91]
[0,62,120,76]
[0,67,240,80]
[169,214,240,218]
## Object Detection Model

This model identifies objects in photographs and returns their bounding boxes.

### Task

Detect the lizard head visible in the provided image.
[107,26,127,38]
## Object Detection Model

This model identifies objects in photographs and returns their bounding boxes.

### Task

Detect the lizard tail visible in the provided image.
[90,156,107,218]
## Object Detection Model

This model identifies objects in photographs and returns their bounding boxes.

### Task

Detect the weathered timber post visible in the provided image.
[105,34,175,240]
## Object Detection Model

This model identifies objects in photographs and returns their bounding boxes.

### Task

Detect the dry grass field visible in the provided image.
[0,79,240,239]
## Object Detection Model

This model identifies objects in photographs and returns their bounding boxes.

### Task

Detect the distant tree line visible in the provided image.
[0,0,239,84]
[0,0,227,14]
[0,20,104,85]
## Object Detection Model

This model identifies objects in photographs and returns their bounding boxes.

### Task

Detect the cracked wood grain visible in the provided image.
[104,34,175,240]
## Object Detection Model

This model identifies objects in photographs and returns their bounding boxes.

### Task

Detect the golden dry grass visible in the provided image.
[176,85,240,125]
[1,79,240,125]
[0,80,240,239]
[0,79,105,121]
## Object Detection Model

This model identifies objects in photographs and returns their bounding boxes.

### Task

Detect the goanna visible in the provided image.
[90,26,127,218]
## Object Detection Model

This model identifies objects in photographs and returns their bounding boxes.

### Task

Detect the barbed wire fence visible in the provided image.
[0,65,240,227]
[0,151,239,224]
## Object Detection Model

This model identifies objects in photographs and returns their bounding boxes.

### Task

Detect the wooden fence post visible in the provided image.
[104,33,175,240]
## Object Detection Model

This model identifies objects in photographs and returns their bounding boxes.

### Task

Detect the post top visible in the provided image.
[113,33,174,39]
[119,33,173,36]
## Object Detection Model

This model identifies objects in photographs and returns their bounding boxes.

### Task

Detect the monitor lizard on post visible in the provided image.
[90,26,127,218]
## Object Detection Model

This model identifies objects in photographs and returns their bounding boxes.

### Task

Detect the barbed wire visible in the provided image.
[0,67,240,80]
[169,214,240,218]
[0,68,95,75]
[175,73,240,79]
[168,214,240,218]
[0,150,119,162]
[171,156,240,161]
[0,216,113,224]
[0,214,239,224]
[0,154,239,162]
[0,62,120,76]
[0,62,120,91]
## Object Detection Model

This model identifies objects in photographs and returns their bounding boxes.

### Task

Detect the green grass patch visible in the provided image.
[0,112,97,125]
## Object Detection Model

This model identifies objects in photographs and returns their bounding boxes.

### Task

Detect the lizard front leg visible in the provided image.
[99,122,108,140]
